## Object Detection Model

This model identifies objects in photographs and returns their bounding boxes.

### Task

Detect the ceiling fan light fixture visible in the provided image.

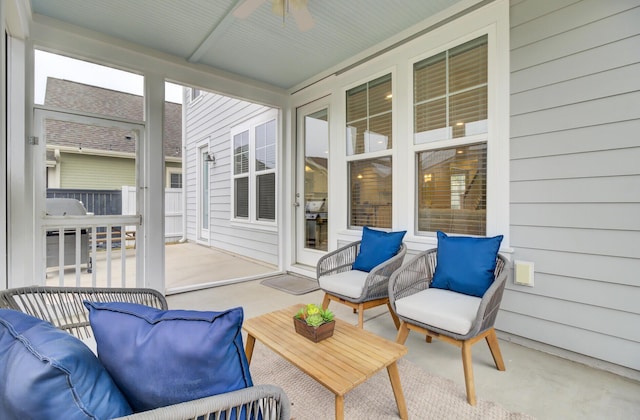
[235,0,314,32]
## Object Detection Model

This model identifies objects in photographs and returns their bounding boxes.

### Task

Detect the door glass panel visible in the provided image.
[304,109,328,251]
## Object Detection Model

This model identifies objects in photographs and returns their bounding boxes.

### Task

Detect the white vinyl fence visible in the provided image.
[122,186,183,243]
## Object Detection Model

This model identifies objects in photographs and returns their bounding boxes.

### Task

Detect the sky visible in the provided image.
[34,50,183,105]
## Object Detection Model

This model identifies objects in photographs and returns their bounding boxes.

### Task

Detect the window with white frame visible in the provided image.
[190,88,201,102]
[346,74,393,229]
[414,35,488,236]
[166,168,182,188]
[231,112,277,222]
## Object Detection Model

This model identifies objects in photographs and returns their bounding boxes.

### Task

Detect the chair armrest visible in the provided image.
[468,254,509,337]
[316,241,360,279]
[114,384,290,420]
[359,244,407,300]
[388,248,437,310]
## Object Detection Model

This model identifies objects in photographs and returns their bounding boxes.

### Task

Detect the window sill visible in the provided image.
[230,220,278,233]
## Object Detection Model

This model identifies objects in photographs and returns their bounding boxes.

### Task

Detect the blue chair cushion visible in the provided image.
[431,231,504,297]
[0,309,133,420]
[84,302,253,412]
[352,226,406,272]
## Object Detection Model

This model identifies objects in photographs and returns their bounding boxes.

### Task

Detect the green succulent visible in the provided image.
[295,303,334,327]
[306,313,325,327]
[306,303,320,316]
[321,308,334,323]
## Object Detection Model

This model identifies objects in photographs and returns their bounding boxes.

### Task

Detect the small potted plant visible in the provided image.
[293,303,335,342]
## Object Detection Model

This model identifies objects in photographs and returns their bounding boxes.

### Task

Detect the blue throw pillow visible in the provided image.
[0,309,133,420]
[84,302,253,412]
[431,231,504,297]
[352,226,406,272]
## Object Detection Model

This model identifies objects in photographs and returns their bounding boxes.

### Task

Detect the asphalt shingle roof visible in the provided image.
[44,77,182,158]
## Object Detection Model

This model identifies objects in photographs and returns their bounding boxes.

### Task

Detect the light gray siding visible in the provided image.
[504,0,640,370]
[185,91,279,265]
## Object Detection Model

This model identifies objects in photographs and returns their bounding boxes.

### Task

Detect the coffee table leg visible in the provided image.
[335,394,344,420]
[245,334,256,365]
[387,362,408,420]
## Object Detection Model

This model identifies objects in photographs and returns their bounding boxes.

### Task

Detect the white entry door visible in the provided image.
[295,99,330,267]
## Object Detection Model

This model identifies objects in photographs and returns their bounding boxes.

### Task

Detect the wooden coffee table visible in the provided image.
[243,304,408,420]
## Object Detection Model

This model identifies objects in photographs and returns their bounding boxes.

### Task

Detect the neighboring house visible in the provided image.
[2,0,639,378]
[44,78,182,190]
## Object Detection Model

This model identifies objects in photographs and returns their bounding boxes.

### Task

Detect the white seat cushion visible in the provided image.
[319,270,369,299]
[395,288,481,335]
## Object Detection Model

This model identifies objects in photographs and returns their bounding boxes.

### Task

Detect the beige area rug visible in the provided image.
[250,342,534,420]
[260,274,319,295]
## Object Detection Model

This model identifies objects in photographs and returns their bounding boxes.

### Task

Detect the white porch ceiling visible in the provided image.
[31,0,472,90]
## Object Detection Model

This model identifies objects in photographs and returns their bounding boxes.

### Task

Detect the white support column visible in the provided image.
[140,73,165,292]
[7,36,34,288]
[0,7,6,289]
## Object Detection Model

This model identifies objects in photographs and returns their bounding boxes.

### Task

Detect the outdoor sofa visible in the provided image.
[0,286,290,419]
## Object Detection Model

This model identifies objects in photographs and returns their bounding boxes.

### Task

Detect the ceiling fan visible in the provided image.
[233,0,315,32]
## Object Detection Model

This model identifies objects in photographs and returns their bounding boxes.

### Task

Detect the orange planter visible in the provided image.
[293,317,335,342]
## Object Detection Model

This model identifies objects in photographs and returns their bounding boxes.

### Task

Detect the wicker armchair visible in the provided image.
[388,249,508,406]
[317,241,406,329]
[0,286,290,420]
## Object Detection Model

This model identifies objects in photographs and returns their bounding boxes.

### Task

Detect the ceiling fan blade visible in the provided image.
[233,0,267,19]
[291,2,314,32]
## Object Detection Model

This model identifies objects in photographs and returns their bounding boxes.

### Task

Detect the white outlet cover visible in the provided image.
[514,260,534,287]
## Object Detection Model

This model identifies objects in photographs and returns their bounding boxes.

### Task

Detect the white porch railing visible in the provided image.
[42,215,140,288]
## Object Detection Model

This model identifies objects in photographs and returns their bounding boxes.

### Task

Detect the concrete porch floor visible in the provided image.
[168,280,640,420]
[164,242,277,291]
[46,241,278,291]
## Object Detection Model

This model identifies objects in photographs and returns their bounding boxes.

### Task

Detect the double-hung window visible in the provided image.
[232,111,277,223]
[346,73,393,229]
[413,35,488,235]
